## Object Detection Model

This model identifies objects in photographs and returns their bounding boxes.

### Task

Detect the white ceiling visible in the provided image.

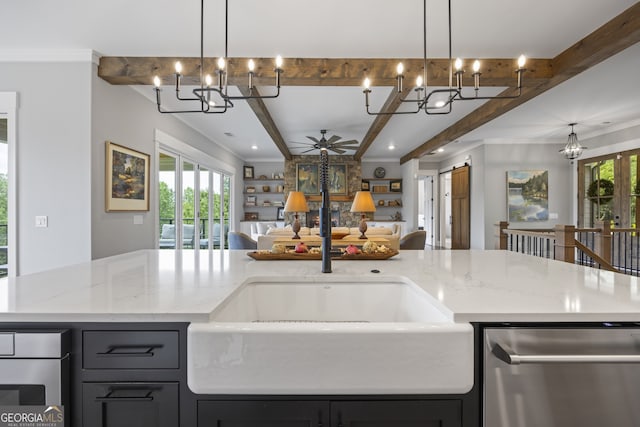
[2,0,639,161]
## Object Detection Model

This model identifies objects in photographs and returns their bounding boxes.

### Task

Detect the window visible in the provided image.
[578,148,640,229]
[156,136,233,250]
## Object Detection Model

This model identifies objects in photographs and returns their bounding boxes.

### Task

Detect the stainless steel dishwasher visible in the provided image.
[484,326,640,427]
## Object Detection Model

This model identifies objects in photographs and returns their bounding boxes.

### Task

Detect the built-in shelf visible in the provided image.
[243,192,284,195]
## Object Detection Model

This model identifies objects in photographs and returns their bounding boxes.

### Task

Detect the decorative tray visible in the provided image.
[247,250,399,261]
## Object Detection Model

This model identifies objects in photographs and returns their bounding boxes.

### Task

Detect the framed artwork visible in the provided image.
[361,179,370,191]
[507,170,549,222]
[328,164,348,194]
[105,141,150,211]
[243,165,254,179]
[296,163,319,195]
[277,206,285,220]
[390,179,402,192]
[244,212,259,221]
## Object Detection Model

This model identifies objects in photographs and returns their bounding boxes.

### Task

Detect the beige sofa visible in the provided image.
[256,225,401,251]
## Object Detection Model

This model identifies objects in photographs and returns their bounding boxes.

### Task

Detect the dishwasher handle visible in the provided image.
[492,343,640,365]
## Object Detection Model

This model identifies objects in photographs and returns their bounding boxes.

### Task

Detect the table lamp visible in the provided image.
[283,191,309,239]
[350,191,376,239]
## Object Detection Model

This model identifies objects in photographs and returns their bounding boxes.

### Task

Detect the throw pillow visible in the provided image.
[257,222,277,235]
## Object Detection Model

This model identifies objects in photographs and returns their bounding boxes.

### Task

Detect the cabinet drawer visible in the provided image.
[198,401,329,427]
[83,331,179,369]
[332,400,462,427]
[83,382,178,427]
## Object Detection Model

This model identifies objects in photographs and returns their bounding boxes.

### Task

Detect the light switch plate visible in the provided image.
[549,212,558,220]
[35,215,48,228]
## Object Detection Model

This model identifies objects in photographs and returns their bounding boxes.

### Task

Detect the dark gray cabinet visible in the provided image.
[198,400,329,427]
[332,400,462,427]
[196,400,461,427]
[83,330,179,370]
[82,382,179,427]
[80,326,184,427]
[0,321,476,427]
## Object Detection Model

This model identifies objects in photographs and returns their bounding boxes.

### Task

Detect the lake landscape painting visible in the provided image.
[507,170,549,222]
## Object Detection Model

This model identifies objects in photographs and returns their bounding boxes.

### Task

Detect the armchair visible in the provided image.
[228,231,257,250]
[399,230,426,250]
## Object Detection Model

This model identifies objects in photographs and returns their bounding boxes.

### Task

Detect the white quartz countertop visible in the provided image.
[1,249,639,323]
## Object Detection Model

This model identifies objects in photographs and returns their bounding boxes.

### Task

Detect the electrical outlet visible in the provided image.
[35,215,48,228]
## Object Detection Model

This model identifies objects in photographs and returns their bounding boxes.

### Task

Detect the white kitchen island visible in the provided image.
[1,249,639,427]
[0,249,638,323]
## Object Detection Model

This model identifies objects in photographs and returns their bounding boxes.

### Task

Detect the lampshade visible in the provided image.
[350,191,376,213]
[284,191,309,213]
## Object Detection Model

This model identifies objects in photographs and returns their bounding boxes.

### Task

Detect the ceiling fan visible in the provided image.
[289,130,359,154]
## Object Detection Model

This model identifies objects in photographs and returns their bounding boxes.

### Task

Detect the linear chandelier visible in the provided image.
[363,0,527,116]
[152,0,283,114]
[560,123,586,160]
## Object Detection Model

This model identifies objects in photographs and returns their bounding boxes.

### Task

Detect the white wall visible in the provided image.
[91,65,244,259]
[483,143,572,248]
[401,159,419,234]
[438,142,573,249]
[0,61,93,275]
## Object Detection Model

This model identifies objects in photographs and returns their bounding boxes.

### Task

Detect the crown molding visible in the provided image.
[0,49,100,64]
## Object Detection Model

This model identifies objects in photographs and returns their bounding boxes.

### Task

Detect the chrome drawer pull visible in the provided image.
[493,343,640,365]
[97,344,163,357]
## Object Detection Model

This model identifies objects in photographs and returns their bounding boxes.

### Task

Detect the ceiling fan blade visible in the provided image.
[326,135,342,144]
[289,141,313,146]
[306,136,320,143]
[330,147,346,154]
[301,148,317,154]
[333,139,359,146]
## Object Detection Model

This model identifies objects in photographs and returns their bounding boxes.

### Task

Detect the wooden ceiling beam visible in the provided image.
[237,86,292,160]
[400,2,640,164]
[354,86,415,160]
[98,57,552,87]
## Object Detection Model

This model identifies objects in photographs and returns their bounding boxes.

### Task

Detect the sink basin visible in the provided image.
[188,276,473,395]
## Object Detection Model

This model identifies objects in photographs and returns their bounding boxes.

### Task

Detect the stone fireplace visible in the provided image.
[284,155,363,227]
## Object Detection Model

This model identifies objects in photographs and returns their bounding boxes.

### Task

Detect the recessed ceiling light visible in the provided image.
[388,144,395,150]
[251,145,258,150]
[435,100,446,108]
[437,147,445,153]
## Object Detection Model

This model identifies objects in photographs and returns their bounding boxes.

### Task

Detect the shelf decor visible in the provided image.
[390,179,402,192]
[244,212,259,221]
[105,141,150,212]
